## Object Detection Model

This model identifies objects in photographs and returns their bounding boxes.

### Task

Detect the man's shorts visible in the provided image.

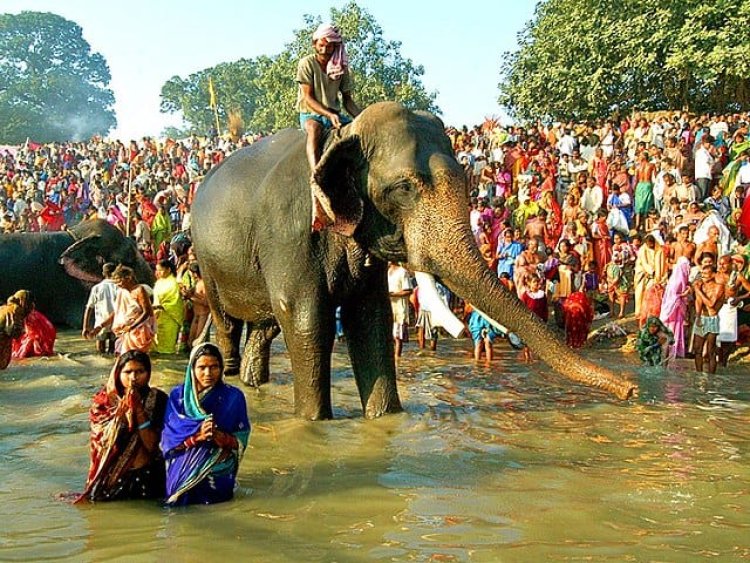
[299,112,352,130]
[693,314,720,338]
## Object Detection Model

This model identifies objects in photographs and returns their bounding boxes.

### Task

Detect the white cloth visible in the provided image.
[738,162,750,185]
[718,303,738,343]
[581,186,603,216]
[692,211,733,255]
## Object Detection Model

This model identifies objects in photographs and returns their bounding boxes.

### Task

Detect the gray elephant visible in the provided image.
[191,102,635,420]
[0,220,154,327]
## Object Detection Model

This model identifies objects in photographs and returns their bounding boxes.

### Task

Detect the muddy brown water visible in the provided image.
[1,330,748,561]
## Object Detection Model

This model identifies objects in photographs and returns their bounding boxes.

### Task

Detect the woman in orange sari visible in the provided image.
[96,265,155,354]
[591,210,613,279]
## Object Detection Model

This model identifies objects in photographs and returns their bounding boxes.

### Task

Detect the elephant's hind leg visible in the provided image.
[240,320,281,387]
[203,274,243,376]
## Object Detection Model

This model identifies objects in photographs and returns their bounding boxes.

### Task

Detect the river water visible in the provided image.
[1,330,748,561]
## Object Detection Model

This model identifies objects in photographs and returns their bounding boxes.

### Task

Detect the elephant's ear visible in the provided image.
[59,234,105,284]
[312,134,365,237]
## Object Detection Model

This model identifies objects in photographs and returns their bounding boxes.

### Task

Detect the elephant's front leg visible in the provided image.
[274,295,335,420]
[341,287,403,419]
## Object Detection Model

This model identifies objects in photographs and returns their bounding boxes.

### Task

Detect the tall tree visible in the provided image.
[160,1,439,134]
[498,0,750,120]
[0,11,116,143]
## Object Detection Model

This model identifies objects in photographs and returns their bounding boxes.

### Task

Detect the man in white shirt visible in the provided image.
[694,136,715,200]
[82,263,118,354]
[557,129,578,157]
[388,263,413,358]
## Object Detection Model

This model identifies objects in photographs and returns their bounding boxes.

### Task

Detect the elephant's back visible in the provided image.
[191,128,314,319]
[192,129,306,240]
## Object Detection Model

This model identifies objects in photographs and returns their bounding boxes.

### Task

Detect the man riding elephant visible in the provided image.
[298,22,361,232]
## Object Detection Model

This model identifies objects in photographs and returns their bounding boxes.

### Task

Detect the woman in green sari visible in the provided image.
[152,260,184,354]
[636,316,674,367]
[151,203,172,253]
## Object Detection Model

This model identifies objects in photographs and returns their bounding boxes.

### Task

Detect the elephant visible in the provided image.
[0,219,155,327]
[191,102,636,420]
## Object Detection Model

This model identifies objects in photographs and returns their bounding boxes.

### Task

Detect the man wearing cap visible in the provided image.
[297,23,361,231]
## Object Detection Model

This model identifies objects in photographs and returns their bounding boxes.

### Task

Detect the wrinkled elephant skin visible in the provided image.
[191,102,636,420]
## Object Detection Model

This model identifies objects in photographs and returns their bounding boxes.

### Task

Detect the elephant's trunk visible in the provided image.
[405,189,637,400]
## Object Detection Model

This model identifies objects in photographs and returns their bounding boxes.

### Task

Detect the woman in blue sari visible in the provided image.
[160,343,250,506]
[496,229,523,278]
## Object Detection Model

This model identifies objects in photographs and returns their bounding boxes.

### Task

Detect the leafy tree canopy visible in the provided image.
[0,11,116,143]
[159,1,439,135]
[498,0,750,121]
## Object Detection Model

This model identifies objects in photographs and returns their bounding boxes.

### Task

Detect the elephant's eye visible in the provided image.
[389,180,412,194]
[385,179,418,211]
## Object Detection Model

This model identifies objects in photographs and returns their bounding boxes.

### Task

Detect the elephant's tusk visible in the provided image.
[414,272,464,338]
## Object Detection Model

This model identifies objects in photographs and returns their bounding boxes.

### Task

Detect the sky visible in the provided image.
[4,0,537,140]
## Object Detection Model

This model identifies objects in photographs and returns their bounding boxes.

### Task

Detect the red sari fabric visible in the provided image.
[739,196,750,240]
[591,218,612,278]
[640,284,665,327]
[11,310,56,360]
[562,291,594,349]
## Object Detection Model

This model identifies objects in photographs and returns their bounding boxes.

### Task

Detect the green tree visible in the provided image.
[160,1,438,133]
[160,58,263,136]
[0,11,116,143]
[499,0,750,120]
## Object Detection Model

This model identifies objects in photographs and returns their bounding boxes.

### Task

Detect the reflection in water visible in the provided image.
[0,330,749,560]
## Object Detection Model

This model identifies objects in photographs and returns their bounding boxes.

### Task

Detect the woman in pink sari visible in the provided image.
[659,256,691,358]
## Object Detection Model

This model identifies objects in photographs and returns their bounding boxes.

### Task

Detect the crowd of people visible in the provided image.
[4,110,750,372]
[446,110,750,371]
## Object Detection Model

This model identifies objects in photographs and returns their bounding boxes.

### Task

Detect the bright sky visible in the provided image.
[4,0,535,140]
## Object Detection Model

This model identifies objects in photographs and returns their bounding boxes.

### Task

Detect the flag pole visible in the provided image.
[126,162,133,237]
[209,77,220,135]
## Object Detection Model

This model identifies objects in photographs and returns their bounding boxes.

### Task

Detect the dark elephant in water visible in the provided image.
[191,102,636,420]
[0,220,154,327]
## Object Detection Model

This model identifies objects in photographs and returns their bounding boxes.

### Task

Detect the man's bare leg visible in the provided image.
[694,335,705,372]
[705,334,718,373]
[304,119,335,230]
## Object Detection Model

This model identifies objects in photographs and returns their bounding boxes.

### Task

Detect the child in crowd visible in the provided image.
[466,304,498,362]
[605,251,630,318]
[519,275,548,361]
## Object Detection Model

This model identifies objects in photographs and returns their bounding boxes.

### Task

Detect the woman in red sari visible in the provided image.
[10,290,56,360]
[539,190,562,248]
[590,210,613,279]
[590,147,609,196]
[0,293,31,370]
[78,351,167,502]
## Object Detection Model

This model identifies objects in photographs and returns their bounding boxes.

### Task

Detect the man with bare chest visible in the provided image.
[692,263,725,373]
[524,212,548,244]
[669,225,696,268]
[634,154,656,232]
[695,225,720,263]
